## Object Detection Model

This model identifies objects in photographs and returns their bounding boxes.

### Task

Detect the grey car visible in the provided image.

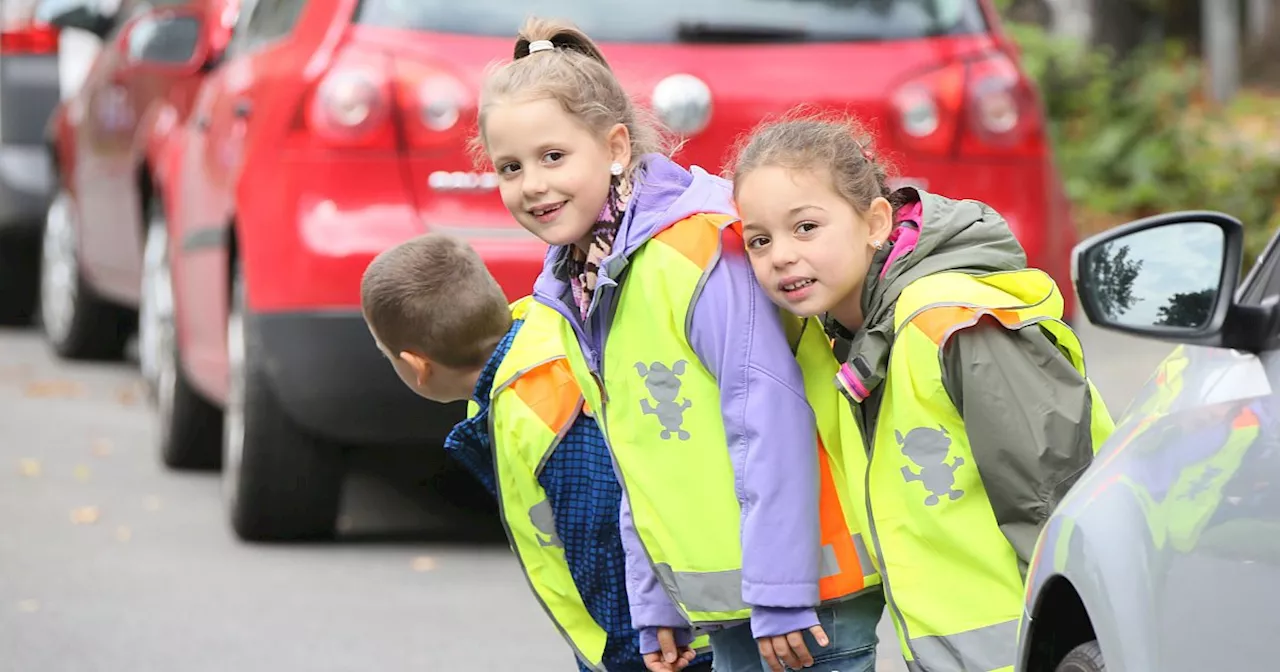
[1017,209,1280,671]
[0,0,60,323]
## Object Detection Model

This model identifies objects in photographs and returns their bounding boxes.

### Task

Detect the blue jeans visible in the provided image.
[708,591,885,672]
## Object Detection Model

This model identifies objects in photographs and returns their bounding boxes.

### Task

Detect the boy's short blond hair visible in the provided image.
[360,233,512,369]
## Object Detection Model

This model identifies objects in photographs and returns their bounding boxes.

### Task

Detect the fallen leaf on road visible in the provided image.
[115,526,132,542]
[411,556,437,572]
[142,496,161,512]
[18,459,41,477]
[24,379,85,399]
[115,386,140,406]
[91,439,113,457]
[17,600,39,613]
[73,464,91,482]
[70,507,100,525]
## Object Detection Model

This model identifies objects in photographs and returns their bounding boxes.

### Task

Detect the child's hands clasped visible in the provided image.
[643,627,699,672]
[757,625,830,672]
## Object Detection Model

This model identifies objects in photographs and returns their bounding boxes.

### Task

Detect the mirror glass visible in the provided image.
[1079,222,1225,331]
[127,15,201,65]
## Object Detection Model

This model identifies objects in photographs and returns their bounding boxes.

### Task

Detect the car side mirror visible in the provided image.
[119,10,207,76]
[1073,210,1275,352]
[35,0,112,39]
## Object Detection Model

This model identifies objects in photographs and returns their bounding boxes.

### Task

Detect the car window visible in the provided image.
[127,13,200,63]
[352,0,986,42]
[225,0,305,56]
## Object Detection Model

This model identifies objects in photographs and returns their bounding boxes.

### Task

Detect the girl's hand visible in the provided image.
[643,627,697,672]
[757,625,829,672]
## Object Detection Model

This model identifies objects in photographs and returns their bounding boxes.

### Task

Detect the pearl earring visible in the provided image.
[610,162,624,176]
[872,239,884,250]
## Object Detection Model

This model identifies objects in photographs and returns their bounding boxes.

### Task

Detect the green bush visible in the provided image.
[1007,21,1280,265]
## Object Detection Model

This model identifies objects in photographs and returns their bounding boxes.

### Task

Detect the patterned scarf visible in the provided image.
[565,171,634,320]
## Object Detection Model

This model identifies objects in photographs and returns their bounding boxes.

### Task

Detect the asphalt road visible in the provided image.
[0,314,1173,672]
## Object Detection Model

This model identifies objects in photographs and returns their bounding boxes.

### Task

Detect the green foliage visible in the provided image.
[1006,21,1280,265]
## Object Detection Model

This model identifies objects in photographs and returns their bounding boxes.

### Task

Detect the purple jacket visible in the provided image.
[532,155,821,652]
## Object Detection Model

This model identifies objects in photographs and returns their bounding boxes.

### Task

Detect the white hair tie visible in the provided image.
[528,40,555,54]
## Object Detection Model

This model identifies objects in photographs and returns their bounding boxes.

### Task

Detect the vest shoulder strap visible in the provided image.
[509,295,535,321]
[895,269,1065,345]
[651,213,736,271]
[493,302,575,391]
[500,358,582,439]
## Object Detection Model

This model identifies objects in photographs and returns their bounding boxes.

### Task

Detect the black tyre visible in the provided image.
[0,229,39,326]
[150,199,222,470]
[39,189,132,360]
[1056,640,1105,672]
[224,265,344,541]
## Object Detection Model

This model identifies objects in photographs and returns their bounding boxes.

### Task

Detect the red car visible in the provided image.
[54,0,1080,542]
[40,0,233,363]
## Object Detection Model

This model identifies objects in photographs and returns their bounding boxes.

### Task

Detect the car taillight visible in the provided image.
[0,23,58,55]
[890,51,1045,159]
[302,48,472,151]
[305,50,397,149]
[391,58,473,150]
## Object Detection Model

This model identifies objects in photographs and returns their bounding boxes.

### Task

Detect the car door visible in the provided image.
[1137,227,1280,670]
[171,0,307,395]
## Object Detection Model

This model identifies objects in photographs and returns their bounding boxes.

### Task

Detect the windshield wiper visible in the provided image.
[675,21,812,43]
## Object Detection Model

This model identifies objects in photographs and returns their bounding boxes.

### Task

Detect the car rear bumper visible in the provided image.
[0,143,52,231]
[0,50,58,231]
[246,309,466,447]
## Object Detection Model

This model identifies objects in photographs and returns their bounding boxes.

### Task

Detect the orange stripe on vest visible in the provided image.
[510,359,581,433]
[654,214,734,268]
[817,437,866,600]
[909,305,1023,345]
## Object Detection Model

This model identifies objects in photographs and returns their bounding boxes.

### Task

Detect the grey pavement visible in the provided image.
[0,311,1172,672]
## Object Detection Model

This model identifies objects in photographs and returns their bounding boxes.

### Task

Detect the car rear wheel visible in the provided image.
[149,199,222,470]
[39,189,132,360]
[224,264,344,542]
[1056,641,1105,672]
[0,229,40,325]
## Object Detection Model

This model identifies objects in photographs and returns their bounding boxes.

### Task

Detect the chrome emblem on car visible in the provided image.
[652,74,713,135]
[429,171,499,192]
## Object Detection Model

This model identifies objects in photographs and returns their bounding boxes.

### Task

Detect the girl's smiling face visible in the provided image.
[484,97,630,249]
[737,165,892,329]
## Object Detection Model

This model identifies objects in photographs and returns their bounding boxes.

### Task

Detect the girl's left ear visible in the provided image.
[867,196,895,242]
[606,123,632,169]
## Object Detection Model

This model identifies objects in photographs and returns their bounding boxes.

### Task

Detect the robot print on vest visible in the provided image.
[529,499,564,549]
[635,361,693,441]
[897,426,966,506]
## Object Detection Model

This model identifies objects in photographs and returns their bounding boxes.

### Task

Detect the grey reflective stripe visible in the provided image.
[906,619,1020,672]
[653,563,750,614]
[528,499,564,549]
[820,545,840,579]
[820,534,875,578]
[852,533,873,574]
